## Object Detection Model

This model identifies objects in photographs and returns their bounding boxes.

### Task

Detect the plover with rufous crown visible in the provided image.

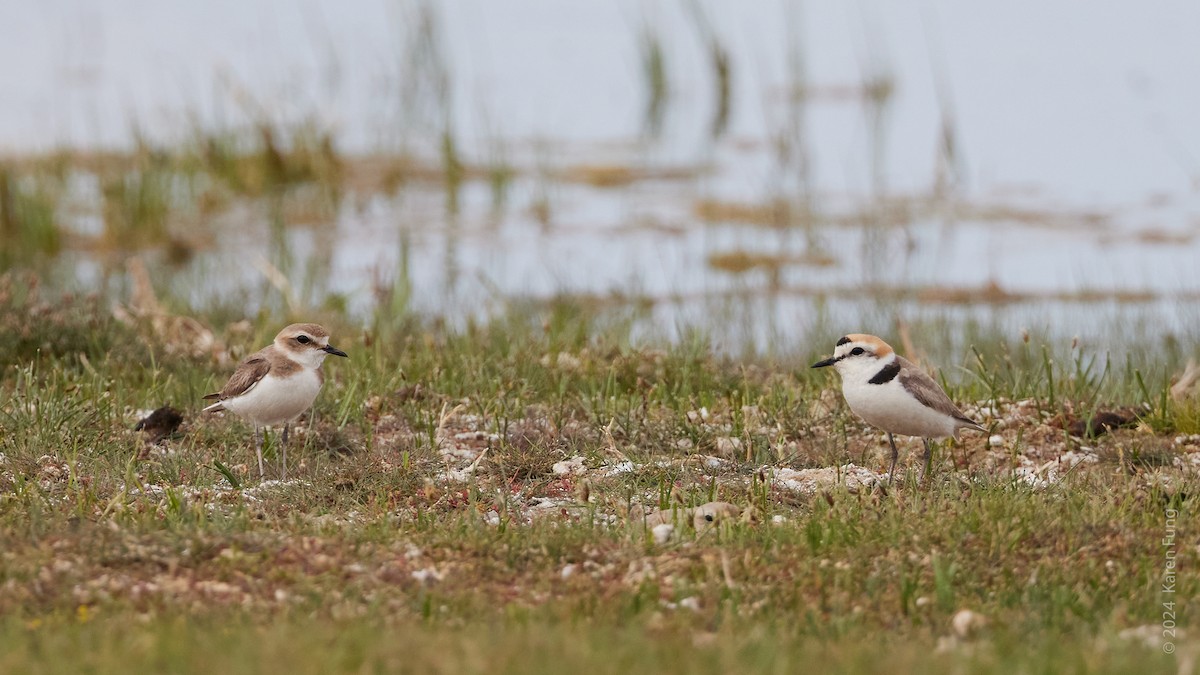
[811,333,985,482]
[203,323,348,479]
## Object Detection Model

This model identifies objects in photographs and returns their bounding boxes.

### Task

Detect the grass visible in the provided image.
[1,7,1193,667]
[638,22,669,138]
[0,616,1172,674]
[0,165,63,266]
[0,282,1195,673]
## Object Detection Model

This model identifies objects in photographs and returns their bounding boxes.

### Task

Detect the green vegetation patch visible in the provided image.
[0,297,1195,674]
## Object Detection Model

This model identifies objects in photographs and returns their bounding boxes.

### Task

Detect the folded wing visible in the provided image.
[896,356,984,431]
[202,353,272,410]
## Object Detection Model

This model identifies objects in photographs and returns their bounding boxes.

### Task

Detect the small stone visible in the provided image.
[714,437,742,457]
[551,456,587,476]
[411,568,443,585]
[951,609,988,638]
[651,523,674,544]
[988,435,1004,448]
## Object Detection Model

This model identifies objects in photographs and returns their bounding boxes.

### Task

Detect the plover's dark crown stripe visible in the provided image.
[836,336,851,346]
[867,361,901,384]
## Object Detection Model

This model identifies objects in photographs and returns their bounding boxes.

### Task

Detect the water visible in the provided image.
[4,1,1200,349]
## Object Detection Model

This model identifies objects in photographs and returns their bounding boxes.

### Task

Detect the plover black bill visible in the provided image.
[203,323,347,479]
[812,333,985,482]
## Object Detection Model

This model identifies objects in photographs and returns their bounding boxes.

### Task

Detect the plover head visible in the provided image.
[811,333,896,382]
[274,323,348,369]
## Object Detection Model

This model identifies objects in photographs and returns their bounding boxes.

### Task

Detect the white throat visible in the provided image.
[835,351,897,384]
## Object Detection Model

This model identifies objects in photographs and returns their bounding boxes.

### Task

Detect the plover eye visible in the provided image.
[850,347,865,356]
[296,335,311,344]
[705,514,714,522]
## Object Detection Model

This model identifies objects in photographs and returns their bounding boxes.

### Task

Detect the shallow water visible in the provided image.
[5,1,1200,349]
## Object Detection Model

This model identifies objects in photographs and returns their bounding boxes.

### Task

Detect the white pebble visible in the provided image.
[715,437,742,455]
[651,523,675,544]
[551,456,587,476]
[988,435,1004,448]
[411,568,443,585]
[952,609,988,638]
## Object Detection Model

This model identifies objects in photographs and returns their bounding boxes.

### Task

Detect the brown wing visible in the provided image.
[204,353,271,401]
[896,356,982,428]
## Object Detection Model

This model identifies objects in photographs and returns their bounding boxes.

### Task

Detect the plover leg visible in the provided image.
[886,432,899,485]
[281,423,290,480]
[255,426,265,479]
[920,438,933,482]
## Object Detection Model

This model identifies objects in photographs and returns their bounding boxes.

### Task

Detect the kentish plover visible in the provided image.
[812,333,985,482]
[203,323,347,478]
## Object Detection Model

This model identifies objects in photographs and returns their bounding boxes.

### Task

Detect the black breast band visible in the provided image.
[868,361,901,384]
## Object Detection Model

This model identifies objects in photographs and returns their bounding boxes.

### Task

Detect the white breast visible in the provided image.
[841,377,959,439]
[222,369,323,427]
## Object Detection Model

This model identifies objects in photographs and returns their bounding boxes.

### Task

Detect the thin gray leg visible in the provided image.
[255,426,265,479]
[921,438,933,481]
[281,423,290,480]
[886,432,899,485]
